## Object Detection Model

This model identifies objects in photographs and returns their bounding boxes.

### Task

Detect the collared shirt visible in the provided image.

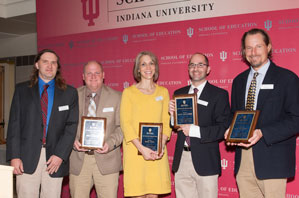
[84,87,102,116]
[38,77,55,134]
[245,59,270,110]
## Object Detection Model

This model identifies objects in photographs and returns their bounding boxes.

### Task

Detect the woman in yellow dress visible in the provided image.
[120,51,171,197]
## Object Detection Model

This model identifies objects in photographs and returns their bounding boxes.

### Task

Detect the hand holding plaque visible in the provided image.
[226,110,260,143]
[80,116,106,149]
[173,94,198,128]
[139,123,162,155]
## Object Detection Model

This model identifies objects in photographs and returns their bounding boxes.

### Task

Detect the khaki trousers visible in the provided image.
[16,148,63,198]
[69,154,119,198]
[175,151,218,198]
[236,148,286,198]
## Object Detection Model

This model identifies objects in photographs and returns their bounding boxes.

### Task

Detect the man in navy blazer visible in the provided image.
[225,28,299,198]
[169,53,230,198]
[6,49,79,198]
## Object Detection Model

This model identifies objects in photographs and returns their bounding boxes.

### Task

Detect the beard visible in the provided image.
[247,56,266,68]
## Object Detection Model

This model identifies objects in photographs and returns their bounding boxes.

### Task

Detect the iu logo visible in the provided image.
[221,159,228,170]
[187,27,194,38]
[82,0,100,26]
[123,81,130,89]
[123,34,128,44]
[69,41,74,49]
[187,80,192,85]
[220,51,227,62]
[264,20,272,31]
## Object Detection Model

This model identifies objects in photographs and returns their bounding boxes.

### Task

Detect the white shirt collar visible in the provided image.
[189,80,207,95]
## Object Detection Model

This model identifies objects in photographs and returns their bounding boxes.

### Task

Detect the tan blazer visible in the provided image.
[69,85,123,175]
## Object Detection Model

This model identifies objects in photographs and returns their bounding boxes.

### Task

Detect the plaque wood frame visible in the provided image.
[226,110,260,143]
[173,94,198,128]
[79,116,107,150]
[138,122,163,155]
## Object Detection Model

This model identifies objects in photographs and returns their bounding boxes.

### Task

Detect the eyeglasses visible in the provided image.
[188,63,208,69]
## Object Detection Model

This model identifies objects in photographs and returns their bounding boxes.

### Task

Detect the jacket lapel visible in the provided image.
[31,83,43,122]
[79,87,85,117]
[198,82,210,101]
[32,83,41,109]
[256,63,277,110]
[48,86,63,129]
[239,70,250,110]
[96,85,109,117]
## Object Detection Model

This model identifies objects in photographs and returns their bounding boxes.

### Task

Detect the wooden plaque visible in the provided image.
[226,110,260,143]
[138,122,162,155]
[79,116,106,150]
[173,94,198,128]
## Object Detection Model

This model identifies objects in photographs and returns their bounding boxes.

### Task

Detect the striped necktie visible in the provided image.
[41,84,49,145]
[87,93,97,117]
[245,72,259,111]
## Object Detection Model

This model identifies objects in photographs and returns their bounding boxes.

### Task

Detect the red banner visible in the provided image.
[37,5,299,197]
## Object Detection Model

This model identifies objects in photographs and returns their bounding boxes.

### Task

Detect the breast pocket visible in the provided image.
[259,90,282,121]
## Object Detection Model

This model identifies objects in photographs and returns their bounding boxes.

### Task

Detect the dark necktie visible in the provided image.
[41,85,49,145]
[245,72,259,111]
[185,88,199,146]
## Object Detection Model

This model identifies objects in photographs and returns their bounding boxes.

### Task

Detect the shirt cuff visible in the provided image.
[189,124,201,139]
[170,115,174,126]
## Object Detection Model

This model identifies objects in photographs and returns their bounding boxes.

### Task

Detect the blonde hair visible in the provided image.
[133,51,159,82]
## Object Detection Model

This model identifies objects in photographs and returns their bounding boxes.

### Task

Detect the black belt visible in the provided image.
[183,146,191,151]
[86,150,94,155]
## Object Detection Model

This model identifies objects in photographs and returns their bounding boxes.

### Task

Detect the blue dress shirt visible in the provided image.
[38,77,55,135]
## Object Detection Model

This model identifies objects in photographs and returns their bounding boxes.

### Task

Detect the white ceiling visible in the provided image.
[0,0,36,39]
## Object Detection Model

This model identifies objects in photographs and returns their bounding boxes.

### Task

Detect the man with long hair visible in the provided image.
[6,49,79,198]
[225,28,299,198]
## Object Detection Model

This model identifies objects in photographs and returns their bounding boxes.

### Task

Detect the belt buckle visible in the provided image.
[184,146,191,151]
[86,150,94,155]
